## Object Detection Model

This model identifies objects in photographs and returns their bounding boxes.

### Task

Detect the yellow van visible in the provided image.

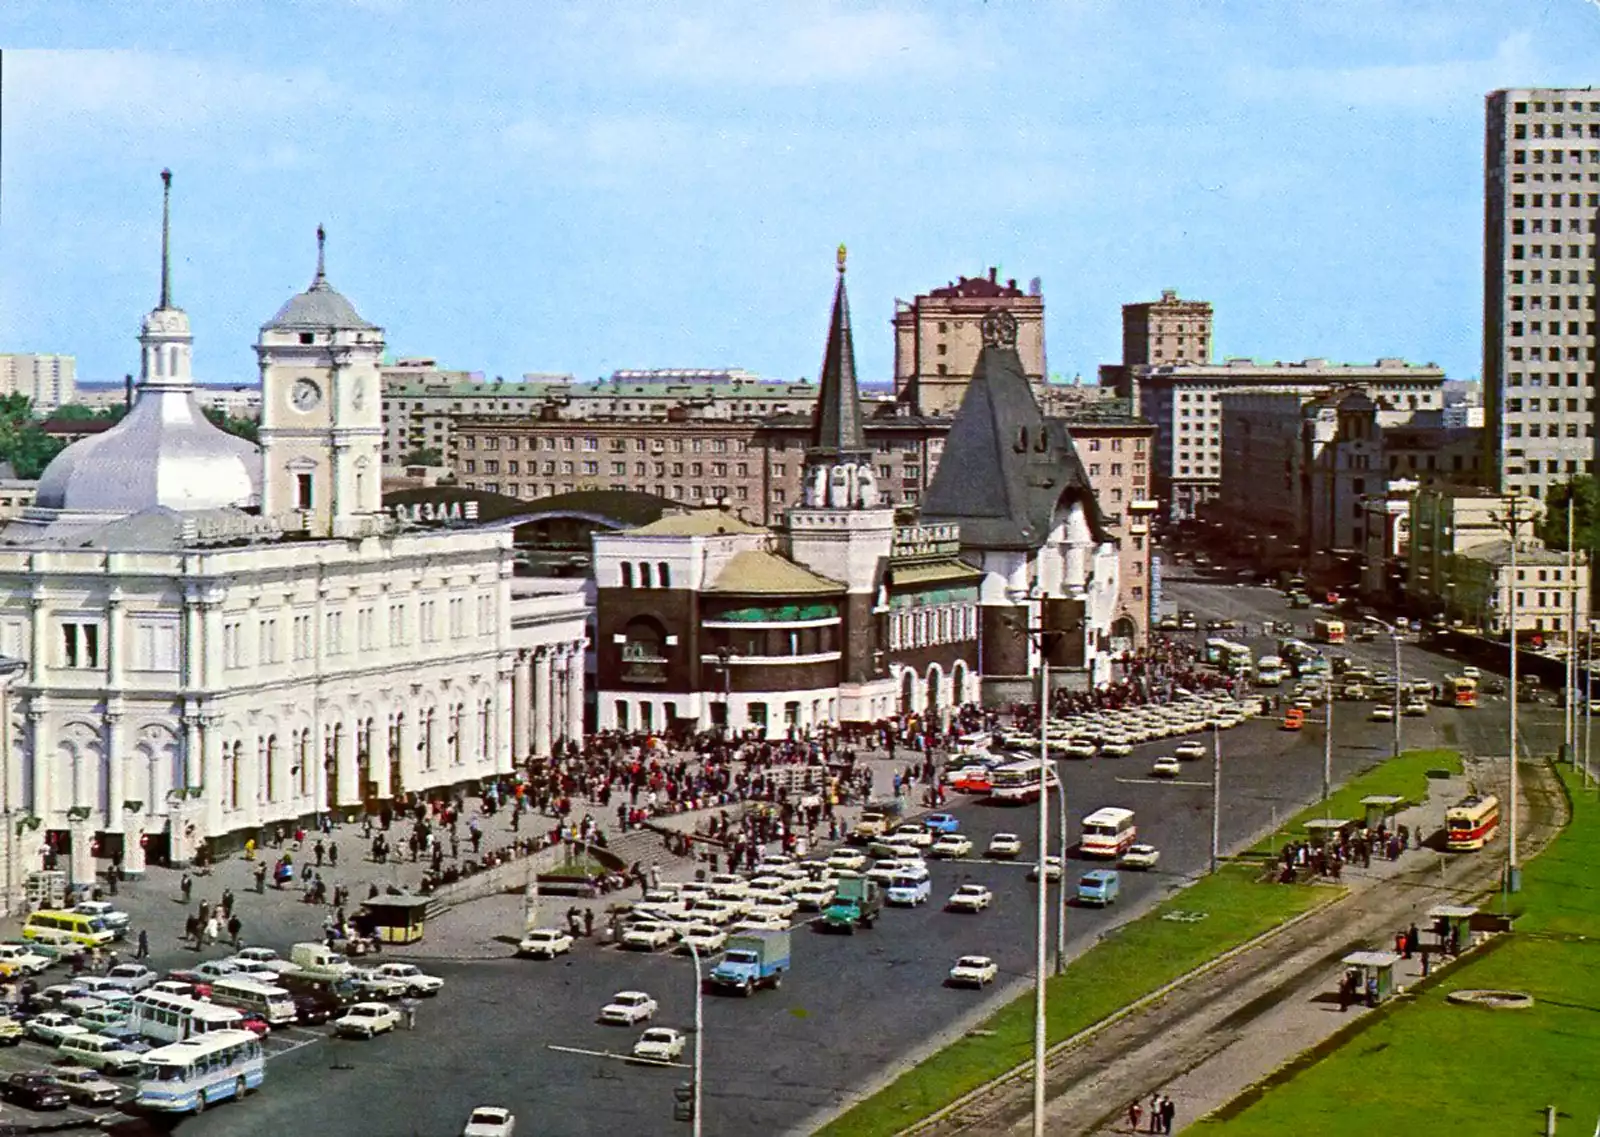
[23,909,114,948]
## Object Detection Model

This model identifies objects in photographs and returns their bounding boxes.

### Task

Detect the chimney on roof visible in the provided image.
[988,267,997,284]
[124,374,133,411]
[1007,279,1016,291]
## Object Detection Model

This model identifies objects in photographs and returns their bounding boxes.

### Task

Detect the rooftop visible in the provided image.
[627,509,766,538]
[707,550,843,595]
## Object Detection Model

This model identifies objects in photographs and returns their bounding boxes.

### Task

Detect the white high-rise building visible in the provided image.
[0,354,76,412]
[1483,88,1600,499]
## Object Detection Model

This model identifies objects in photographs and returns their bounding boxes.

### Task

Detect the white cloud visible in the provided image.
[3,49,350,137]
[1228,32,1542,109]
[630,3,970,86]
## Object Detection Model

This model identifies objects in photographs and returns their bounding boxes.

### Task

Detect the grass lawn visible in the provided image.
[1243,747,1463,857]
[817,867,1331,1137]
[821,749,1463,1137]
[1198,764,1600,1136]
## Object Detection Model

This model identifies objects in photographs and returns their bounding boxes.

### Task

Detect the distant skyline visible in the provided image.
[3,2,1599,389]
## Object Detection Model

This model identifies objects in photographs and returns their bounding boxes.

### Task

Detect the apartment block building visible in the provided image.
[1121,355,1447,521]
[1058,400,1158,647]
[893,268,1045,416]
[0,353,75,411]
[1120,289,1214,369]
[451,411,950,528]
[1482,89,1600,500]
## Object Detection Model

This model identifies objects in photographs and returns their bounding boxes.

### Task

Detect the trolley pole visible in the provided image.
[1210,719,1222,874]
[1033,656,1049,1137]
[1506,495,1522,893]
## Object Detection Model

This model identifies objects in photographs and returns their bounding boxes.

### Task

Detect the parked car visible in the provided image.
[631,1027,686,1063]
[102,963,159,992]
[986,833,1023,859]
[945,884,992,913]
[921,813,961,834]
[46,1065,121,1105]
[72,902,130,939]
[517,929,574,959]
[462,1106,516,1137]
[1121,844,1161,870]
[0,944,53,977]
[947,956,999,988]
[25,1013,86,1046]
[370,962,444,997]
[599,991,658,1026]
[0,1072,69,1111]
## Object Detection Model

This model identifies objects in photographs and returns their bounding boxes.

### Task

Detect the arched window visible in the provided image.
[621,563,634,588]
[640,562,653,588]
[658,562,672,589]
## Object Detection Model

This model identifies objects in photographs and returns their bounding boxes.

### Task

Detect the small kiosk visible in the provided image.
[1360,795,1407,831]
[357,895,431,945]
[1427,904,1480,954]
[1342,950,1402,1006]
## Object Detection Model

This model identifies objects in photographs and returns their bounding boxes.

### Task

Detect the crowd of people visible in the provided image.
[1273,822,1418,884]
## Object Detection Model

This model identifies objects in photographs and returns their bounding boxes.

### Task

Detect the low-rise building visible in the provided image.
[1406,487,1540,621]
[1450,539,1589,637]
[893,268,1046,416]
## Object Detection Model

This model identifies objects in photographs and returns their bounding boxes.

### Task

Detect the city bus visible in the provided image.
[1255,655,1286,686]
[209,977,298,1026]
[135,1029,265,1114]
[1445,794,1500,850]
[1441,675,1479,708]
[1313,618,1346,645]
[1079,808,1138,858]
[988,760,1061,804]
[130,990,245,1044]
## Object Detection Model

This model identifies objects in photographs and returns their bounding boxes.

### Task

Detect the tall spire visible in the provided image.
[158,168,173,309]
[809,243,867,458]
[313,224,327,289]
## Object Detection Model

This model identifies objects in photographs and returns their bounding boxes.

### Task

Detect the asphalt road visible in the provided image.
[106,578,1527,1137]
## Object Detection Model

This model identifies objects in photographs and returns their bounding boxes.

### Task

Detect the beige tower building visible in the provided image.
[1121,289,1213,367]
[893,268,1045,415]
[1482,89,1600,500]
[257,228,385,537]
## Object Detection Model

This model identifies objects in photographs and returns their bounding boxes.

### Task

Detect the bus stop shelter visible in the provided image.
[357,895,431,944]
[1342,950,1401,1005]
[1427,904,1479,953]
[1303,818,1358,848]
[1360,795,1407,830]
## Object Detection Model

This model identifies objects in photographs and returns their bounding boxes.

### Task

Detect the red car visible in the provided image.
[162,972,213,999]
[237,1013,270,1037]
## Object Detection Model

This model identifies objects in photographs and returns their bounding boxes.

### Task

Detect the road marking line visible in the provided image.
[1114,777,1212,787]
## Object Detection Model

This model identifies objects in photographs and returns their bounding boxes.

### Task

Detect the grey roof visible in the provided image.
[263,279,376,331]
[807,253,868,461]
[921,343,1110,550]
[33,386,260,516]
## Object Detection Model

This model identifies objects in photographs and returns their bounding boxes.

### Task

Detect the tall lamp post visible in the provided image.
[682,939,705,1136]
[714,647,735,738]
[1493,495,1524,893]
[1363,615,1404,759]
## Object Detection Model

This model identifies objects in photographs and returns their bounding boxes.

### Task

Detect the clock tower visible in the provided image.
[256,226,384,537]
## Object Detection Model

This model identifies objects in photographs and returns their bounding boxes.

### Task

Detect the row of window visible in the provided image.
[1081,437,1146,451]
[1505,346,1596,362]
[1510,191,1600,207]
[619,562,673,590]
[1505,372,1588,387]
[1506,172,1597,186]
[1509,148,1600,165]
[1504,398,1591,412]
[1508,244,1597,260]
[1508,459,1587,476]
[1507,321,1597,337]
[1085,463,1145,479]
[887,605,976,651]
[1506,269,1592,285]
[1508,295,1593,310]
[1505,422,1593,438]
[466,435,751,454]
[1510,218,1598,234]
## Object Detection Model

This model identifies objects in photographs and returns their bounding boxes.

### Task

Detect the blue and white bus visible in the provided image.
[130,989,244,1043]
[135,1029,265,1114]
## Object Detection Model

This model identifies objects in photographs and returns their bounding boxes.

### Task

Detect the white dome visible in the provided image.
[35,386,260,515]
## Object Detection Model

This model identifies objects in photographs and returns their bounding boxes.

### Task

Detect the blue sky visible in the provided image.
[3,1,1600,390]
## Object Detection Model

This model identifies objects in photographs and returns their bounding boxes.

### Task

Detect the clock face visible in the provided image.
[291,378,322,412]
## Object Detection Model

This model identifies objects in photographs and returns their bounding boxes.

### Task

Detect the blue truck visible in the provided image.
[707,929,791,996]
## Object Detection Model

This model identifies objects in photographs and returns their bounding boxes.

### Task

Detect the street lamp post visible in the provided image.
[1210,719,1222,874]
[1365,615,1404,759]
[1033,655,1049,1137]
[686,938,704,1137]
[715,647,735,738]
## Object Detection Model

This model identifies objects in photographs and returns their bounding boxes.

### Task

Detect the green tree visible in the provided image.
[400,448,443,466]
[202,407,260,445]
[0,394,66,479]
[1539,477,1600,554]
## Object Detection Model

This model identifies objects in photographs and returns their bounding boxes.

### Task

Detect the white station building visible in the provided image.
[0,174,585,902]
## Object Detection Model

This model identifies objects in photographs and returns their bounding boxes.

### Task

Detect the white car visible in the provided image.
[1151,756,1182,778]
[734,913,789,934]
[73,901,130,936]
[1026,855,1064,882]
[622,921,677,952]
[945,884,992,912]
[518,928,573,959]
[349,968,410,999]
[1173,740,1207,760]
[705,874,750,899]
[682,899,741,927]
[635,891,689,919]
[100,962,158,991]
[1099,738,1133,757]
[826,850,868,873]
[0,944,52,976]
[25,1012,86,1046]
[1063,738,1098,759]
[1214,715,1243,730]
[676,924,728,955]
[1121,844,1161,870]
[930,834,973,859]
[230,946,299,974]
[792,882,836,911]
[632,1027,687,1063]
[1370,705,1396,722]
[987,832,1023,859]
[890,824,935,849]
[1403,700,1429,717]
[948,955,999,987]
[462,1105,516,1137]
[600,991,658,1025]
[1461,666,1480,680]
[372,962,445,996]
[335,1002,401,1038]
[747,893,799,921]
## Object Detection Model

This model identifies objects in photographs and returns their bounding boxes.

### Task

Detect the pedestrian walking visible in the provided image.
[1161,1096,1175,1134]
[180,874,193,903]
[583,908,595,938]
[221,888,235,918]
[227,914,242,948]
[1148,1094,1162,1133]
[1127,1100,1143,1132]
[254,864,267,893]
[314,840,325,867]
[136,929,149,960]
[329,842,339,868]
[400,997,417,1030]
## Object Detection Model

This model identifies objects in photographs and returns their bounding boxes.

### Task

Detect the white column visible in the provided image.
[565,643,585,746]
[29,711,52,823]
[122,814,146,877]
[397,709,417,798]
[200,715,223,843]
[373,723,392,801]
[496,666,514,775]
[241,736,261,831]
[106,596,124,691]
[68,816,93,887]
[103,714,124,831]
[533,649,553,758]
[335,724,359,810]
[513,652,532,762]
[201,602,223,690]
